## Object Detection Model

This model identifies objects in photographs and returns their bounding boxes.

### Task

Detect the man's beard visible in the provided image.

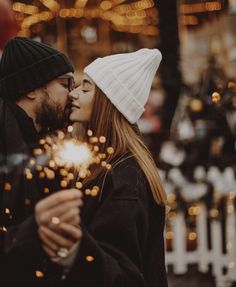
[36,91,70,131]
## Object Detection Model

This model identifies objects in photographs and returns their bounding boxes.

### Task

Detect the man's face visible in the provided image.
[36,72,75,130]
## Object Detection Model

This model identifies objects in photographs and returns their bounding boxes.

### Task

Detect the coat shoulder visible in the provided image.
[104,155,148,199]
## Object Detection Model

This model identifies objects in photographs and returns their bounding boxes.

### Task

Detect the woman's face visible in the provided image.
[69,74,95,123]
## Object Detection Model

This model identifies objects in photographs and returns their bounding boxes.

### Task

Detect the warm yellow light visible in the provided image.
[54,140,93,168]
[35,270,44,278]
[4,183,12,191]
[188,206,200,216]
[51,217,60,225]
[86,255,95,262]
[75,0,88,8]
[39,11,53,21]
[142,25,159,36]
[180,2,222,14]
[127,10,146,19]
[166,231,174,240]
[13,2,39,15]
[180,15,198,25]
[188,232,197,241]
[209,208,219,218]
[229,191,236,200]
[212,92,221,103]
[38,0,59,13]
[228,81,236,90]
[100,1,113,10]
[227,204,234,214]
[167,211,177,221]
[0,226,7,232]
[5,208,10,215]
[168,193,176,203]
[75,181,83,189]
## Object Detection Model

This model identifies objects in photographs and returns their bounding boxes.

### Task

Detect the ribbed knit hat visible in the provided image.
[84,48,162,124]
[0,37,74,100]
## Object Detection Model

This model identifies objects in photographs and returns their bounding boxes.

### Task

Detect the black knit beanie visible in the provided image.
[0,37,74,101]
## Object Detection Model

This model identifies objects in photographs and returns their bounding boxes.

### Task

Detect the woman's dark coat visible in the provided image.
[62,155,168,287]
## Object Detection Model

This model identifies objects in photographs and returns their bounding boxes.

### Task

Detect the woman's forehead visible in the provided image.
[82,74,95,85]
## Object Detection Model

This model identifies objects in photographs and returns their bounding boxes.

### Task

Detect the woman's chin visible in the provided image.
[69,114,84,124]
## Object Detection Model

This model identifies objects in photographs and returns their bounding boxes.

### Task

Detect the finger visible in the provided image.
[35,189,82,213]
[59,208,80,224]
[38,228,60,252]
[42,244,57,258]
[59,223,83,241]
[38,199,82,225]
[40,226,75,248]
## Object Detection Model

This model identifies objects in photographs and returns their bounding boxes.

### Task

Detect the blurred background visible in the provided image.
[0,0,236,286]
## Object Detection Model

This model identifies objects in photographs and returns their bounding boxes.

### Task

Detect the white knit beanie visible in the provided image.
[84,48,162,124]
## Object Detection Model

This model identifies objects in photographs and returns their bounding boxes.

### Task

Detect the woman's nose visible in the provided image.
[69,87,80,100]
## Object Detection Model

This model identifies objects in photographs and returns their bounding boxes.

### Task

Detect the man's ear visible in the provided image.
[25,90,37,100]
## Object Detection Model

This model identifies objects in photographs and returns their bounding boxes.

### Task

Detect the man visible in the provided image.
[0,37,82,286]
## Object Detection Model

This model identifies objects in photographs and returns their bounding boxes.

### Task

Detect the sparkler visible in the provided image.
[25,126,114,196]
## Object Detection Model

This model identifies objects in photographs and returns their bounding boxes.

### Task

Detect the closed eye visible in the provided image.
[61,83,68,88]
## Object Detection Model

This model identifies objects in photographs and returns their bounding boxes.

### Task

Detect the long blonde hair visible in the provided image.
[79,87,167,205]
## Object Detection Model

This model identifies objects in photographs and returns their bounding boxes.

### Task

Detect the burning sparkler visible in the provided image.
[26,126,114,196]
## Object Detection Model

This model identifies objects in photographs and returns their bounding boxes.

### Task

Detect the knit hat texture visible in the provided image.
[0,37,74,100]
[84,48,162,124]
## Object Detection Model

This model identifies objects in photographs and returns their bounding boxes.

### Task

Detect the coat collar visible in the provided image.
[6,102,39,149]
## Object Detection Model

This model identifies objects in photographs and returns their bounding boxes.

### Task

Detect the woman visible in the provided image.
[39,48,168,287]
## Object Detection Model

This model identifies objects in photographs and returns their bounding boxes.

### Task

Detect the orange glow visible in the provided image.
[180,1,222,14]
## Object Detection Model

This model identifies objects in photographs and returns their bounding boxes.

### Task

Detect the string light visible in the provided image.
[180,2,222,14]
[188,232,197,241]
[227,204,234,214]
[209,208,219,218]
[100,1,113,10]
[38,0,59,13]
[14,0,158,37]
[4,183,12,191]
[13,2,38,15]
[86,255,95,262]
[188,206,201,216]
[0,226,7,232]
[180,15,198,26]
[212,92,221,103]
[35,270,44,278]
[166,231,174,240]
[75,0,88,9]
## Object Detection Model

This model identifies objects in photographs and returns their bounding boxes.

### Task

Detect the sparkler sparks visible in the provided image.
[53,140,93,168]
[25,128,114,197]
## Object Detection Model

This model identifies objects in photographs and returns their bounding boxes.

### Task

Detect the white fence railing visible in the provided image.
[166,203,236,287]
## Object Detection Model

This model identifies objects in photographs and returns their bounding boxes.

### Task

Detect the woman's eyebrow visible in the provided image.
[82,79,92,86]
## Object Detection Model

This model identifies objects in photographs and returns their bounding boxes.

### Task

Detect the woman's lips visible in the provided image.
[71,104,80,109]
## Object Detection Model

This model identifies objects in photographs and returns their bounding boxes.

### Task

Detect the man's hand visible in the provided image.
[35,189,82,228]
[35,189,83,259]
[38,223,82,258]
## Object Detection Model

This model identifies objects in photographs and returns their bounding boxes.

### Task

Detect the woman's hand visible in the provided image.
[38,223,82,259]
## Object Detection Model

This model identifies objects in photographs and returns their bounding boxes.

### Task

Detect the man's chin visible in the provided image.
[68,111,77,122]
